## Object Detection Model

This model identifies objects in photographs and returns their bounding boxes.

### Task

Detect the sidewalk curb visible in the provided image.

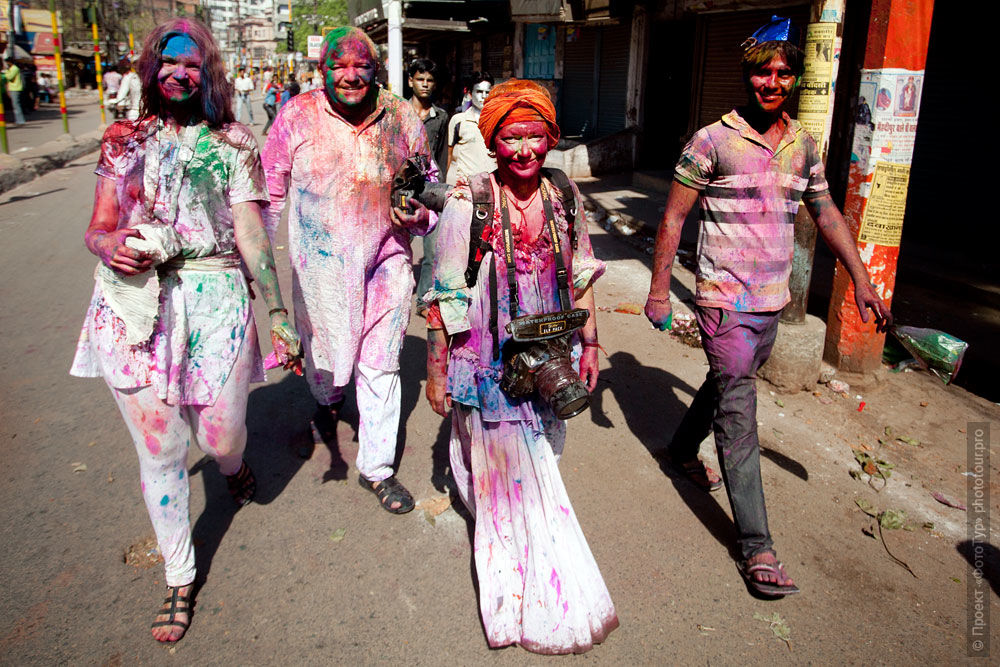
[0,128,105,195]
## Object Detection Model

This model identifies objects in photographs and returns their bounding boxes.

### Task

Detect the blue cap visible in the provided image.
[741,16,799,50]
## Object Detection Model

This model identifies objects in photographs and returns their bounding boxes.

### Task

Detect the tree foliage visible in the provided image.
[276,0,349,54]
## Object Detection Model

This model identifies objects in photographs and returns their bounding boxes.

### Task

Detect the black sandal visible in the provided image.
[151,585,192,642]
[226,460,256,506]
[358,474,414,514]
[313,398,346,442]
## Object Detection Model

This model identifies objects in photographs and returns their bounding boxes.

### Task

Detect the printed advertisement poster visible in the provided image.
[858,162,910,247]
[798,23,837,115]
[853,68,924,168]
[307,35,323,60]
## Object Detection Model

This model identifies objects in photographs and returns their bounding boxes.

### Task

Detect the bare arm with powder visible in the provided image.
[574,284,600,392]
[645,181,700,330]
[232,201,302,369]
[805,193,893,332]
[426,325,451,417]
[84,177,155,275]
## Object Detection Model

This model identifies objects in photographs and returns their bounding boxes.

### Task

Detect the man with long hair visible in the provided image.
[261,27,434,514]
[645,16,892,597]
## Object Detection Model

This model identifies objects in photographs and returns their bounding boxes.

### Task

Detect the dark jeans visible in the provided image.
[263,103,276,134]
[415,221,440,309]
[668,306,781,560]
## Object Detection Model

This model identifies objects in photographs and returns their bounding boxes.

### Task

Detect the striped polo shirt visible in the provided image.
[675,109,829,312]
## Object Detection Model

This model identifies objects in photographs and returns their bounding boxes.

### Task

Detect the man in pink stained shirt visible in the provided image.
[645,17,892,597]
[261,27,433,514]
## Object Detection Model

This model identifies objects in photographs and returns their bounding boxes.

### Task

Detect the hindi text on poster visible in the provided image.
[858,162,910,247]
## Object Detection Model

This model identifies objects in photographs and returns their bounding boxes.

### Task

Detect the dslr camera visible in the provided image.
[499,308,591,420]
[390,155,452,213]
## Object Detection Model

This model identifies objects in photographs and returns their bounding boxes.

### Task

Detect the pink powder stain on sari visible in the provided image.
[549,568,562,603]
[144,433,161,455]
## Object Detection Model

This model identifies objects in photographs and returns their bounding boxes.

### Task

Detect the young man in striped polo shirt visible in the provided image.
[645,17,892,597]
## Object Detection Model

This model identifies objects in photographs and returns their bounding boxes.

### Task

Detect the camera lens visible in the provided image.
[534,351,589,420]
[549,382,589,419]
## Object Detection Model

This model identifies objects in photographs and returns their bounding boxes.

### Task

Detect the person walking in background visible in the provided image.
[110,59,142,121]
[70,18,301,643]
[2,58,26,125]
[234,68,255,124]
[104,65,122,100]
[262,75,280,134]
[445,71,495,185]
[36,71,51,104]
[406,57,449,317]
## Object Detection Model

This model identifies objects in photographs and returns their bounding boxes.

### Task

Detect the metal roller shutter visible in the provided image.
[695,6,810,131]
[597,22,630,136]
[561,28,597,137]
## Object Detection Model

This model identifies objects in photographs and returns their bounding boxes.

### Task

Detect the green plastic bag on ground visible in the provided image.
[890,325,969,384]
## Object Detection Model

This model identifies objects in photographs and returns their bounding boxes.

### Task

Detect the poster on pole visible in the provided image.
[307,35,323,60]
[797,22,838,149]
[850,67,924,195]
[857,162,910,247]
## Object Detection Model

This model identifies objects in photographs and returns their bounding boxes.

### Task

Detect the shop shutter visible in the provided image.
[561,28,597,137]
[695,6,809,131]
[486,33,508,78]
[597,21,630,136]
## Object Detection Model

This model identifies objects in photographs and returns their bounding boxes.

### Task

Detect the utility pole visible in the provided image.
[758,0,847,391]
[824,0,935,374]
[782,0,846,323]
[88,3,107,125]
[383,0,402,93]
[50,0,69,134]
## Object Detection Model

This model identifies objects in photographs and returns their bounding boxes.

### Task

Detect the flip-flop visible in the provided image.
[739,555,801,596]
[358,474,414,514]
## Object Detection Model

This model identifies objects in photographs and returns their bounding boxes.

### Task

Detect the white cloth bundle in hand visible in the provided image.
[96,223,183,345]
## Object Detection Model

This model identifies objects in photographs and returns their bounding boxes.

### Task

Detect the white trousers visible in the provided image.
[307,360,400,482]
[108,327,255,587]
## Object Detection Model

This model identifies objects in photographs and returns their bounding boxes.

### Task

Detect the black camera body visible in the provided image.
[499,308,591,420]
[390,155,453,213]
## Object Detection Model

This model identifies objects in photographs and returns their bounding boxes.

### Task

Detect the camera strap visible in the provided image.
[539,180,573,312]
[493,180,573,359]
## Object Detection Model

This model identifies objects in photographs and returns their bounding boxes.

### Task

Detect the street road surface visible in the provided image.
[0,126,993,663]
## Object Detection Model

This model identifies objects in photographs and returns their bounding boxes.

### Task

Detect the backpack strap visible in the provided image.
[540,167,578,250]
[465,171,495,288]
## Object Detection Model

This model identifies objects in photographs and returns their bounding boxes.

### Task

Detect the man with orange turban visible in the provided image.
[423,80,618,654]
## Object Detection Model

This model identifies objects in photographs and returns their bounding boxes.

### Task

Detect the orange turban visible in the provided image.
[478,79,560,150]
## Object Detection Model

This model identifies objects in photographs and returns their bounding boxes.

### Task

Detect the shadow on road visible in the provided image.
[394,333,426,471]
[957,539,1000,596]
[188,372,315,583]
[596,350,742,559]
[0,189,65,205]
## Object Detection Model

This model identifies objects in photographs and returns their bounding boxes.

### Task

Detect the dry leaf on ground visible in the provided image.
[614,302,643,315]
